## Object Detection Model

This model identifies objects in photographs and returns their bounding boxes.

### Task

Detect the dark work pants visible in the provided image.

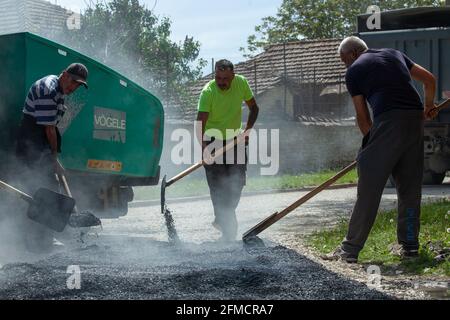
[204,138,247,240]
[15,114,59,194]
[14,116,59,250]
[342,109,424,255]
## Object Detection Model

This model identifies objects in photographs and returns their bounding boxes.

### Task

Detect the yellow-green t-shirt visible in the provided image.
[197,74,253,140]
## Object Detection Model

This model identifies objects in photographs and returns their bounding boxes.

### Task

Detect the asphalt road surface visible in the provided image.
[0,184,448,300]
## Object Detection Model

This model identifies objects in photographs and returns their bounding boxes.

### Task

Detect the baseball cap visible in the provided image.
[65,63,88,88]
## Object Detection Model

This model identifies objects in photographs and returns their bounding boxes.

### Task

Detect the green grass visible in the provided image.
[306,200,450,276]
[133,168,358,201]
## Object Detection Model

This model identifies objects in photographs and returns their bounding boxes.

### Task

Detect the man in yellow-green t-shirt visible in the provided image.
[197,59,259,242]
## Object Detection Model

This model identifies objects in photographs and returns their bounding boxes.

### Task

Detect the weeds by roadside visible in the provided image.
[133,168,358,200]
[306,200,450,276]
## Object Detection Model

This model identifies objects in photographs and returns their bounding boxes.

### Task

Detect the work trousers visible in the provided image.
[342,109,424,255]
[14,115,59,251]
[15,114,60,194]
[204,137,247,240]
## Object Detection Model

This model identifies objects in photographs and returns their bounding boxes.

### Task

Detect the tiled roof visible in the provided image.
[0,0,71,36]
[190,38,346,101]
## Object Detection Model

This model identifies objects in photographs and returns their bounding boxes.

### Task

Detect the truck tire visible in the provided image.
[422,170,445,185]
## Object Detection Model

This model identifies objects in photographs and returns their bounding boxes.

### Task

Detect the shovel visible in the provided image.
[242,161,357,244]
[433,98,450,113]
[161,131,248,241]
[0,179,75,232]
[242,98,450,246]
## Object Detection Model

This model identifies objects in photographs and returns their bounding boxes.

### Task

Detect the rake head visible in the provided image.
[160,175,180,243]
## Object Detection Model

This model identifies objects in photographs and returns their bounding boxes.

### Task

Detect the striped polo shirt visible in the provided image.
[23,75,67,126]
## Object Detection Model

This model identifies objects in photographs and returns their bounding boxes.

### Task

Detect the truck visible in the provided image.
[357,7,450,184]
[0,32,164,221]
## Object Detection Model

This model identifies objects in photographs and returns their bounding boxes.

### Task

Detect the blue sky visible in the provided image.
[55,0,283,74]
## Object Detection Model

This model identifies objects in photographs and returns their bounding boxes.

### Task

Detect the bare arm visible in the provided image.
[45,125,58,155]
[244,97,259,131]
[410,64,437,119]
[351,95,372,136]
[45,125,63,173]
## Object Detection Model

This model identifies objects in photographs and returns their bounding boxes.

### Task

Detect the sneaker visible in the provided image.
[400,249,419,260]
[321,247,358,263]
[389,243,419,260]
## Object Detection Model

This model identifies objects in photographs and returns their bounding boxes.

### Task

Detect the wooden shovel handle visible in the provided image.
[166,162,204,187]
[166,132,247,187]
[243,100,449,240]
[0,180,33,202]
[57,174,78,213]
[58,174,73,197]
[435,98,450,112]
[243,161,357,239]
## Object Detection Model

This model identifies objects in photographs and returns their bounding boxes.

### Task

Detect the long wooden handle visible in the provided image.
[59,174,72,197]
[242,100,450,240]
[58,174,78,213]
[0,179,33,203]
[166,162,204,187]
[435,98,450,112]
[243,161,357,239]
[166,133,247,187]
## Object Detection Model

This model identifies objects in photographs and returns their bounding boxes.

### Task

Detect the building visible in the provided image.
[160,39,361,177]
[186,38,354,124]
[0,0,73,38]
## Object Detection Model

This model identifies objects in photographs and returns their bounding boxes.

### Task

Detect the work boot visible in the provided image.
[222,232,237,242]
[400,249,419,259]
[389,243,419,260]
[321,247,358,263]
[221,215,238,242]
[212,219,237,242]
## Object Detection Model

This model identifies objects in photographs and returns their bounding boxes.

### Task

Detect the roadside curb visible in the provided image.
[129,183,358,208]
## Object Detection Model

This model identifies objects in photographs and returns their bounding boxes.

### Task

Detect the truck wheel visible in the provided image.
[422,170,445,185]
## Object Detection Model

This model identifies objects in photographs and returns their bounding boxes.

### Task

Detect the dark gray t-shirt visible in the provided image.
[345,48,423,117]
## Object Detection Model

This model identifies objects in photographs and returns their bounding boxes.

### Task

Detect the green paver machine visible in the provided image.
[0,32,164,218]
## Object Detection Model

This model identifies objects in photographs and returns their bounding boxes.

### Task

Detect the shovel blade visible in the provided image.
[27,188,75,232]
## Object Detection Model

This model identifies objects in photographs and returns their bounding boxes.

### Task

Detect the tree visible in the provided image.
[241,0,444,57]
[58,0,206,113]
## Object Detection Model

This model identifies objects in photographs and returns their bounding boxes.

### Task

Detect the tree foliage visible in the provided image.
[58,0,206,111]
[242,0,444,57]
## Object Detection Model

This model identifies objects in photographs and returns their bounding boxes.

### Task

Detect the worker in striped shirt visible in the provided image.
[16,63,88,192]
